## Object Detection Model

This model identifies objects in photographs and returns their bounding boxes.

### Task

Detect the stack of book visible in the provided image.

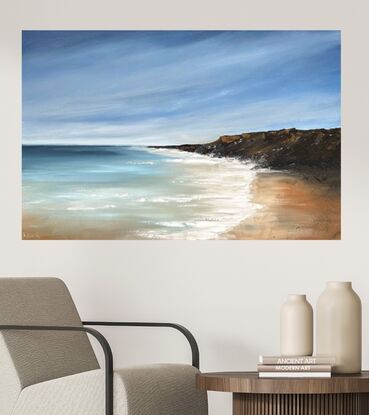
[257,356,335,378]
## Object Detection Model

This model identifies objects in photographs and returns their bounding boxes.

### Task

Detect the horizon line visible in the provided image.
[22,126,341,146]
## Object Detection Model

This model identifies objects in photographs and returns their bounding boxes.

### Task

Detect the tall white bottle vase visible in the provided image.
[316,281,362,374]
[280,294,313,357]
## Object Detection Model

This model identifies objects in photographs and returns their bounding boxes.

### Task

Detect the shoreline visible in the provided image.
[22,144,340,240]
[151,147,341,240]
[22,168,340,240]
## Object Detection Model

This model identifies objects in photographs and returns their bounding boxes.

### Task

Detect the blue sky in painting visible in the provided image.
[22,31,340,145]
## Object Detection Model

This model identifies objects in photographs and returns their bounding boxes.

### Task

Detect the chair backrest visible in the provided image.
[0,278,99,392]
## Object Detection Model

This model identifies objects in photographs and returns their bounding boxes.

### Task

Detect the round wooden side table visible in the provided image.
[196,371,369,414]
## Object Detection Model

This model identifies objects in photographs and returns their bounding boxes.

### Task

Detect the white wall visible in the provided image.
[1,0,369,413]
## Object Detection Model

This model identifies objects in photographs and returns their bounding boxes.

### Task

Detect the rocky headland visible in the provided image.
[151,127,341,186]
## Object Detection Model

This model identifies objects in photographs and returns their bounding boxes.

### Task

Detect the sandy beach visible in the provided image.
[223,171,341,240]
[22,214,127,240]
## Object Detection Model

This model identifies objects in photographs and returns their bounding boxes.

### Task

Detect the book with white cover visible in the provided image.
[257,364,331,372]
[259,356,336,365]
[259,372,331,378]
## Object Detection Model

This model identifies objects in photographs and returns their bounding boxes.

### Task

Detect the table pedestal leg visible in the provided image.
[233,393,369,414]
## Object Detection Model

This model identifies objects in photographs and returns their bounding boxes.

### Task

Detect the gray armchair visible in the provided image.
[0,278,208,415]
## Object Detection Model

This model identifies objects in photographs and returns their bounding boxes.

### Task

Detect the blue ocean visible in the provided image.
[22,146,260,239]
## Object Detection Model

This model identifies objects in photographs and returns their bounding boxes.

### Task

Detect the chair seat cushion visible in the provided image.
[11,364,208,415]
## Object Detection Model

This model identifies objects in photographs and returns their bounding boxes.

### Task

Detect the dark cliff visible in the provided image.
[151,128,341,173]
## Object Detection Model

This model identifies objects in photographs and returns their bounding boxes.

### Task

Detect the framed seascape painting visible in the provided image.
[22,31,341,240]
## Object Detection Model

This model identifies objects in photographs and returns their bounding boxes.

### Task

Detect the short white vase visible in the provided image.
[280,294,313,357]
[316,281,362,374]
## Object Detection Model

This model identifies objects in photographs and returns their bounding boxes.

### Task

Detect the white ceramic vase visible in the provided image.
[316,281,362,374]
[280,294,313,357]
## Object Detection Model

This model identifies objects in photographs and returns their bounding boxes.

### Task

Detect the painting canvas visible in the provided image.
[22,31,341,240]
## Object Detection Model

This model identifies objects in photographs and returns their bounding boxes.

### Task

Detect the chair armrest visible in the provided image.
[0,324,113,415]
[82,321,200,369]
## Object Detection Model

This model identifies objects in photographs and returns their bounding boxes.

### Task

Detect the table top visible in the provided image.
[196,371,369,394]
